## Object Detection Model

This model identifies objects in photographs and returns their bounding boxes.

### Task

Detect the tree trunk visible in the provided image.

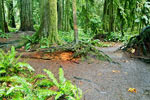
[58,0,63,30]
[35,0,59,45]
[8,0,16,28]
[20,0,34,31]
[109,0,114,33]
[0,0,4,33]
[48,0,59,44]
[72,0,78,44]
[2,0,9,33]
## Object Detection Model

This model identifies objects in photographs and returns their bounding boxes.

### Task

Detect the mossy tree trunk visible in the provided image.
[73,0,78,44]
[103,0,114,33]
[109,0,114,33]
[20,0,34,31]
[2,0,9,32]
[35,0,59,45]
[8,0,16,28]
[48,0,59,45]
[0,0,4,33]
[58,0,63,30]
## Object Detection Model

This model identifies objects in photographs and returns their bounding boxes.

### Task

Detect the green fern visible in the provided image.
[0,46,35,78]
[35,79,54,87]
[43,69,59,87]
[44,67,83,100]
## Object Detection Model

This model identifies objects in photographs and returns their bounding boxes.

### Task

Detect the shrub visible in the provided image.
[0,47,83,100]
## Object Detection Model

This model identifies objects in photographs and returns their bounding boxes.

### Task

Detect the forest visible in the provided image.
[0,0,150,100]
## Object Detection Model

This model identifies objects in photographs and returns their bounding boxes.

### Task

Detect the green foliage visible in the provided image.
[0,47,82,100]
[22,35,38,50]
[136,1,150,25]
[8,27,18,32]
[39,37,51,48]
[104,32,122,42]
[104,32,135,42]
[0,68,82,100]
[125,26,150,55]
[0,46,34,77]
[44,68,82,100]
[59,29,94,43]
[71,40,112,61]
[0,33,10,39]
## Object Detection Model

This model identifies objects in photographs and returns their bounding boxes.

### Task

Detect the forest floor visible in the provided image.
[0,32,150,100]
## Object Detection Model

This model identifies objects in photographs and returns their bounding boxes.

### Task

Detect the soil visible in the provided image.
[20,44,150,100]
[0,32,150,100]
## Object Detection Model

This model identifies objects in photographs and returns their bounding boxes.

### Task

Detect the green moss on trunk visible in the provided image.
[48,0,59,45]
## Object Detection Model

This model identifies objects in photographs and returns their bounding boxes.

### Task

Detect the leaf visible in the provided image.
[16,62,35,71]
[33,74,47,80]
[0,88,5,97]
[43,69,59,87]
[128,88,137,93]
[0,76,11,82]
[0,69,6,74]
[55,92,64,100]
[35,89,57,99]
[36,79,54,87]
[59,67,66,84]
[0,63,5,68]
[6,86,23,95]
[10,76,32,93]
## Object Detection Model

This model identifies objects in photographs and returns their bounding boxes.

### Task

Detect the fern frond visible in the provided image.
[0,88,6,97]
[33,74,47,80]
[55,91,64,100]
[59,67,66,84]
[0,69,6,74]
[16,62,35,72]
[35,89,57,99]
[43,69,59,87]
[6,86,23,95]
[0,76,11,82]
[36,79,54,87]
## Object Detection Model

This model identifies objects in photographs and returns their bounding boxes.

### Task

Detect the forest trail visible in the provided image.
[21,44,150,100]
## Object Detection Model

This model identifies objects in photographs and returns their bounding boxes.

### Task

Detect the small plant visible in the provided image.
[104,32,122,42]
[0,33,10,39]
[22,35,38,50]
[0,46,34,78]
[1,68,82,100]
[0,47,82,100]
[66,40,112,61]
[44,67,83,100]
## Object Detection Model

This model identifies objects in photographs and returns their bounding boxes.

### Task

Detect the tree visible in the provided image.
[58,0,63,30]
[20,0,34,31]
[72,0,78,44]
[35,0,59,45]
[8,0,16,28]
[103,0,114,33]
[0,0,4,33]
[48,0,59,44]
[2,0,9,32]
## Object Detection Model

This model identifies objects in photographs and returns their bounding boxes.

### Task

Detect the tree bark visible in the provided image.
[109,0,114,33]
[35,0,59,45]
[20,0,34,31]
[58,0,63,30]
[72,0,78,44]
[0,0,4,33]
[48,0,59,44]
[8,0,16,28]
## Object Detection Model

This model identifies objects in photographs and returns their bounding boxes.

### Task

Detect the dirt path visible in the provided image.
[22,44,150,100]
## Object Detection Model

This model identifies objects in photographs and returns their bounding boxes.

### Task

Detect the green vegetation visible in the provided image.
[0,47,82,100]
[0,0,150,99]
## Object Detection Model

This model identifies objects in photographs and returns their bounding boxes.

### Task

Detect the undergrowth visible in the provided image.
[0,33,10,39]
[0,47,82,100]
[103,32,136,42]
